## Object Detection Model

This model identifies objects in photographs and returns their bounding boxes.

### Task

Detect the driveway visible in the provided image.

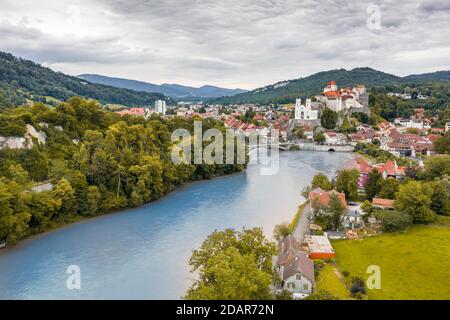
[293,202,312,242]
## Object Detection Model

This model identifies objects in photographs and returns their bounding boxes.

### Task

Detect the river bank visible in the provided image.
[0,170,247,251]
[0,151,356,299]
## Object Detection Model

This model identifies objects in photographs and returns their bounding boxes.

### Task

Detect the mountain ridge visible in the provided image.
[78,74,247,98]
[213,67,450,104]
[0,51,172,107]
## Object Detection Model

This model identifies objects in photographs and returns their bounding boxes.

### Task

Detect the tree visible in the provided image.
[311,173,332,191]
[314,132,325,144]
[428,179,450,216]
[273,223,291,240]
[185,247,273,300]
[378,178,400,199]
[0,179,31,243]
[361,200,373,215]
[375,210,412,232]
[186,228,276,300]
[395,181,436,223]
[86,185,101,216]
[293,127,305,139]
[434,132,450,154]
[335,169,360,201]
[321,108,338,129]
[53,178,76,218]
[419,155,450,180]
[364,169,383,200]
[327,194,346,230]
[189,228,276,275]
[5,164,29,186]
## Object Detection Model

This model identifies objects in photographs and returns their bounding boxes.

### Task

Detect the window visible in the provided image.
[296,274,302,281]
[288,282,295,289]
[303,284,309,291]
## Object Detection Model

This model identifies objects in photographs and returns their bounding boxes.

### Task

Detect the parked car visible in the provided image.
[0,240,6,249]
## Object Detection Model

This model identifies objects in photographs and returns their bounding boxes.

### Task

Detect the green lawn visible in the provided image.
[332,225,450,300]
[316,264,350,299]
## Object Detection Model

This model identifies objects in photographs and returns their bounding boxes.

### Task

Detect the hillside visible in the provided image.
[78,74,247,98]
[214,67,450,104]
[403,70,450,82]
[0,51,172,108]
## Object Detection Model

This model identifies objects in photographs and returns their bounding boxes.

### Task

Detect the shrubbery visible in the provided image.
[375,210,412,232]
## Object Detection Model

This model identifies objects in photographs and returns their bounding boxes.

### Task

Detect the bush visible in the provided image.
[350,276,366,297]
[375,210,412,232]
[304,289,338,300]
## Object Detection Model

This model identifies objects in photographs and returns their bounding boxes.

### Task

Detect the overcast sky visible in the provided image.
[0,0,449,89]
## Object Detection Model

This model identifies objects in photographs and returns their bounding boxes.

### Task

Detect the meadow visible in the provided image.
[332,225,450,299]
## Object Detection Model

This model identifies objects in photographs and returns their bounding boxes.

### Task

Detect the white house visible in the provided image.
[324,132,348,145]
[280,252,315,298]
[276,235,315,299]
[294,99,318,120]
[343,204,364,228]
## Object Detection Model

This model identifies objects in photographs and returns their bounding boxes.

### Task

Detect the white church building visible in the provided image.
[294,98,319,120]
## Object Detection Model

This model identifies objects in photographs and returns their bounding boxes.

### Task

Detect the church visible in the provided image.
[294,98,319,120]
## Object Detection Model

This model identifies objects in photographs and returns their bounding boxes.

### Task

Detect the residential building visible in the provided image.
[155,100,167,115]
[324,131,348,145]
[343,204,364,228]
[276,235,315,298]
[308,188,347,209]
[280,252,315,298]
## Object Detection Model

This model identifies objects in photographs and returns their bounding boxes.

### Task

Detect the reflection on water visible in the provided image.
[0,151,355,299]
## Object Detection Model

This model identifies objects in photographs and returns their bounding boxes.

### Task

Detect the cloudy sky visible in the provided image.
[0,0,449,89]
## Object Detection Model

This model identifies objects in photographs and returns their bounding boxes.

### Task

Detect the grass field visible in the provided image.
[316,264,350,299]
[332,225,450,300]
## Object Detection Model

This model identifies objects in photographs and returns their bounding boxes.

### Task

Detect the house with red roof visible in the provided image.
[373,160,405,179]
[342,157,372,188]
[309,188,347,209]
[372,197,394,210]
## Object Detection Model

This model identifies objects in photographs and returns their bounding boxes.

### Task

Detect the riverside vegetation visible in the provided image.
[0,97,246,244]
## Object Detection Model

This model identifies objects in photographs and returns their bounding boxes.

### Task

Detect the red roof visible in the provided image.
[372,198,394,208]
[324,91,340,98]
[327,80,336,85]
[309,188,347,208]
[253,114,265,121]
[385,160,397,176]
[116,108,145,116]
[427,134,440,141]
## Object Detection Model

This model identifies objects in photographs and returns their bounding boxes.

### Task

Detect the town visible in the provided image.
[107,80,450,300]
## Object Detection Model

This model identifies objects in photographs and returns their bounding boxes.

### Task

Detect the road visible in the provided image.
[293,202,312,241]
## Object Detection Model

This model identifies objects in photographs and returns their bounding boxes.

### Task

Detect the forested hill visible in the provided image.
[214,67,450,104]
[0,51,172,108]
[0,97,246,244]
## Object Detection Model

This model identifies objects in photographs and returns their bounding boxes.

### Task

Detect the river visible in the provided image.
[0,150,355,299]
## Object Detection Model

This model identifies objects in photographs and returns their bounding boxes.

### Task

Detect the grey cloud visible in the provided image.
[0,0,449,88]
